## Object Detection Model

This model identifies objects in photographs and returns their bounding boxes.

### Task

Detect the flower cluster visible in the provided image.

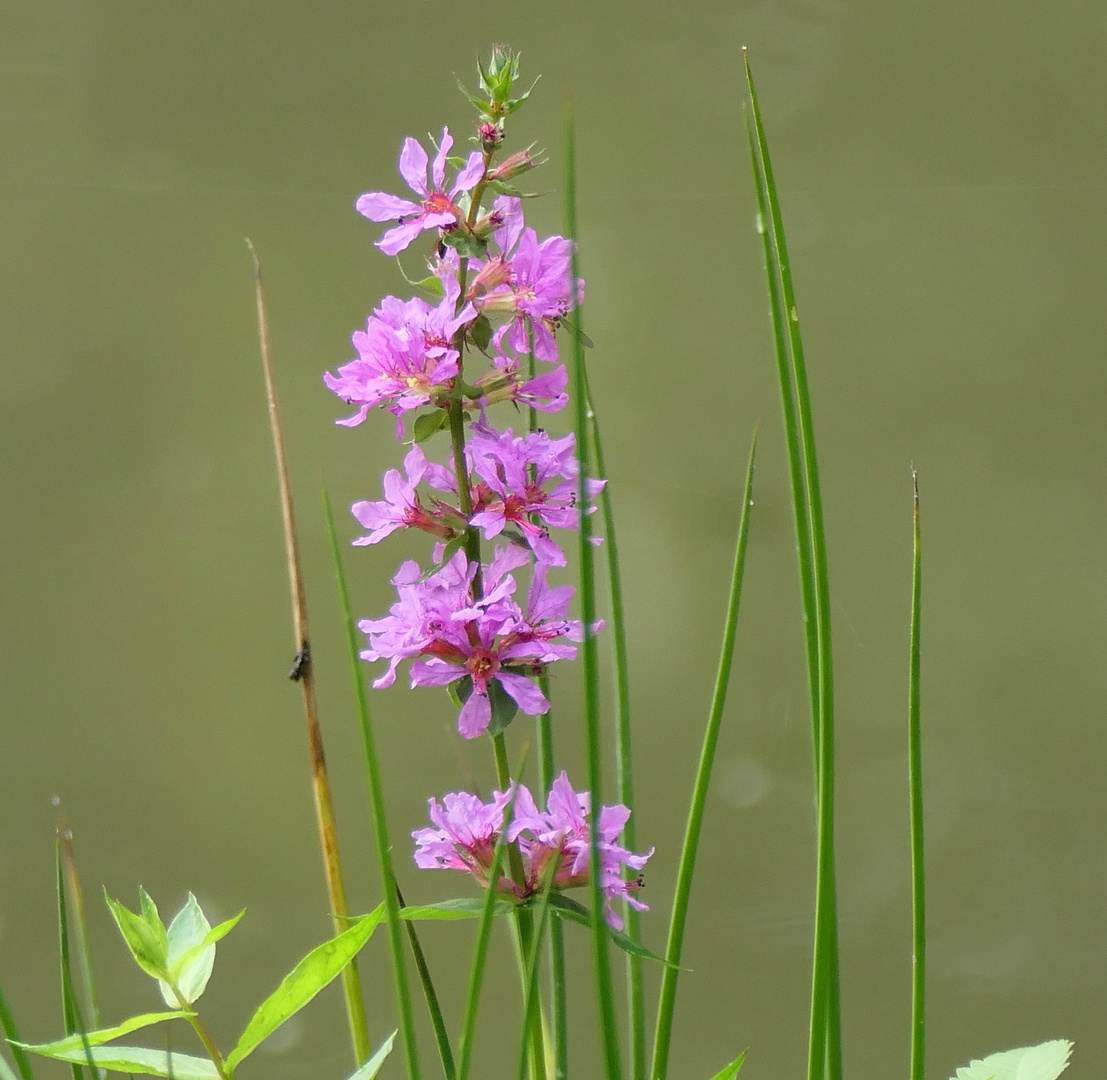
[413,773,653,929]
[328,47,650,924]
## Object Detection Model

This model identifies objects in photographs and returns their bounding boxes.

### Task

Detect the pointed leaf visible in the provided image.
[398,898,515,921]
[707,1051,747,1080]
[544,894,675,967]
[413,409,450,444]
[158,895,228,1007]
[344,1031,397,1080]
[469,314,492,352]
[19,1045,216,1080]
[226,905,384,1070]
[104,892,168,979]
[169,909,245,988]
[952,1040,1073,1080]
[16,1013,191,1058]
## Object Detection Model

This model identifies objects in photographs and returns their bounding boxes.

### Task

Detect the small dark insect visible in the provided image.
[289,641,311,681]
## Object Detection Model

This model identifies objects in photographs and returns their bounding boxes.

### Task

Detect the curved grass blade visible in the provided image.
[650,431,757,1080]
[565,100,623,1080]
[908,472,925,1080]
[0,975,38,1080]
[246,240,369,1068]
[225,906,384,1071]
[743,50,841,1080]
[323,489,421,1080]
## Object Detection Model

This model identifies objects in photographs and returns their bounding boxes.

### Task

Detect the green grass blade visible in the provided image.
[455,786,524,1080]
[56,822,101,1030]
[55,842,94,1080]
[565,101,623,1080]
[908,473,925,1080]
[0,977,37,1080]
[323,490,421,1080]
[395,885,455,1080]
[650,430,758,1080]
[581,370,644,1080]
[743,49,841,1080]
[515,874,556,1080]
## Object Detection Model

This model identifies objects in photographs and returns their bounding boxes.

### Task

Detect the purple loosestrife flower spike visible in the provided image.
[468,427,605,566]
[356,128,485,256]
[413,772,653,927]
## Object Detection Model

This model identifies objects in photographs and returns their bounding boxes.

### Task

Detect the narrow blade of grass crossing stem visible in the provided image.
[650,430,758,1080]
[55,840,94,1080]
[908,473,925,1080]
[322,491,420,1080]
[742,51,842,1080]
[246,241,370,1069]
[395,884,455,1080]
[455,782,525,1080]
[0,977,37,1080]
[516,873,556,1080]
[565,102,623,1080]
[581,368,644,1080]
[56,814,101,1032]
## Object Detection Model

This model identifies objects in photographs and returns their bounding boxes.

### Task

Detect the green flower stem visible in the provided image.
[565,103,623,1080]
[0,975,37,1080]
[743,52,841,1080]
[166,985,227,1080]
[323,492,421,1080]
[650,431,757,1080]
[581,368,643,1080]
[908,473,926,1080]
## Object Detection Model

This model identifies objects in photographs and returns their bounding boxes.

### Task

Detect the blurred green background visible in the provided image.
[3,2,1106,1078]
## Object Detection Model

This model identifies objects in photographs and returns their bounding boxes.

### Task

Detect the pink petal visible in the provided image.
[431,127,452,191]
[451,151,486,196]
[356,192,421,222]
[399,137,430,196]
[496,672,549,716]
[458,691,492,739]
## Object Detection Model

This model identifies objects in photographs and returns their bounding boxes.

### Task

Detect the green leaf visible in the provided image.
[104,891,168,979]
[19,1045,216,1080]
[344,1031,397,1080]
[413,409,450,444]
[16,1012,191,1058]
[469,314,492,352]
[449,675,473,710]
[157,895,238,1007]
[544,894,674,967]
[707,1051,747,1080]
[225,905,385,1070]
[485,678,519,737]
[440,230,488,260]
[952,1040,1073,1080]
[399,898,515,921]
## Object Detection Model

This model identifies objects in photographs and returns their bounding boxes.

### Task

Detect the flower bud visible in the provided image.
[467,256,512,299]
[487,145,544,182]
[479,122,503,150]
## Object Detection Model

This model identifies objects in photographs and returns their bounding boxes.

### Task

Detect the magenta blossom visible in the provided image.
[360,547,586,738]
[468,427,605,565]
[324,282,477,436]
[350,444,458,546]
[412,772,652,928]
[356,128,485,256]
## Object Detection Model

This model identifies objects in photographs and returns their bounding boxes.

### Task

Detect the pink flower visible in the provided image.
[356,129,485,256]
[412,772,653,928]
[350,444,458,546]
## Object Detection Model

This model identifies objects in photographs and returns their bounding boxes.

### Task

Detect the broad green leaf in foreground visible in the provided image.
[157,894,241,1007]
[16,1011,189,1059]
[707,1051,747,1080]
[225,905,385,1070]
[344,1031,397,1080]
[952,1039,1073,1080]
[18,1046,216,1080]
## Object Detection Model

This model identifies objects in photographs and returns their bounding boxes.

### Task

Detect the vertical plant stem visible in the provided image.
[908,472,925,1080]
[246,241,370,1068]
[565,102,623,1080]
[323,492,421,1080]
[743,52,842,1080]
[395,885,455,1080]
[54,842,91,1080]
[0,977,35,1080]
[650,431,757,1080]
[515,876,556,1080]
[581,368,644,1080]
